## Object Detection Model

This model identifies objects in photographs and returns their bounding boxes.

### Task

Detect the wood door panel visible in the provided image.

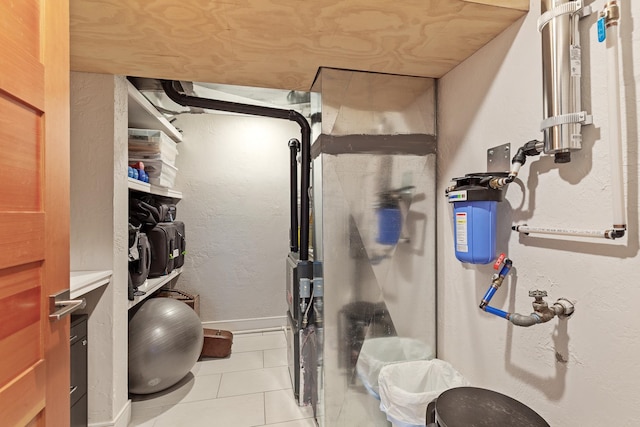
[0,263,41,300]
[0,213,45,270]
[0,93,42,211]
[42,0,72,424]
[0,0,40,59]
[1,0,70,424]
[0,360,46,427]
[0,287,40,341]
[0,322,41,389]
[0,33,45,111]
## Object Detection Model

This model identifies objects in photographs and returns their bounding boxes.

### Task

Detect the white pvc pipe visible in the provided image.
[513,225,611,239]
[605,8,626,228]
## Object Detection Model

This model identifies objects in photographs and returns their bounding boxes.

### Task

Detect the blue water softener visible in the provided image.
[446,173,507,264]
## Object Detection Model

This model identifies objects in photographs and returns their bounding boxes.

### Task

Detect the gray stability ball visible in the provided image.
[128,297,204,394]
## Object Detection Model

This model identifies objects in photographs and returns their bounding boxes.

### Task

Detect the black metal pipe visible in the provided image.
[161,80,312,261]
[288,138,300,253]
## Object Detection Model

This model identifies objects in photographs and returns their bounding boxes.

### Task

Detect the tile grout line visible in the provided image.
[263,391,267,426]
[213,365,289,376]
[215,371,223,399]
[215,385,294,400]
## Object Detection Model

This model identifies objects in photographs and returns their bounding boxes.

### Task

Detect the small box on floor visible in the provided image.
[201,329,233,358]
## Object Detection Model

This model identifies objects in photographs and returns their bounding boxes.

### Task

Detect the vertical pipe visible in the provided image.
[570,7,582,144]
[289,139,300,253]
[605,2,626,229]
[290,112,312,262]
[160,80,312,261]
[301,132,311,261]
[541,0,582,162]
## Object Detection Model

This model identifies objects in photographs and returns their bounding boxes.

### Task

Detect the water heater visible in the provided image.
[446,174,507,264]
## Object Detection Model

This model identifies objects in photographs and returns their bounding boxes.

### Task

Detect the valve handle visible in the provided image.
[493,253,507,270]
[529,289,548,298]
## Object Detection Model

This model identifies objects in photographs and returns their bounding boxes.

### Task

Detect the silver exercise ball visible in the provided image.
[128,297,204,395]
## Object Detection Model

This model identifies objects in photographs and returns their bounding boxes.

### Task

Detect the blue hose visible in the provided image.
[484,305,509,319]
[498,262,512,277]
[479,259,513,320]
[481,286,498,304]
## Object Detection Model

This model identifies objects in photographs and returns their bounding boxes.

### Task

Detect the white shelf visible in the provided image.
[128,267,183,309]
[127,80,182,143]
[70,270,113,298]
[128,177,182,199]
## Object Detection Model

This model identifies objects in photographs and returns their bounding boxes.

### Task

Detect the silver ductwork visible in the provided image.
[539,0,592,163]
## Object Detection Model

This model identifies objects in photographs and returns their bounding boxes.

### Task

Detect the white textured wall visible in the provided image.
[437,1,640,425]
[70,72,130,426]
[172,113,298,324]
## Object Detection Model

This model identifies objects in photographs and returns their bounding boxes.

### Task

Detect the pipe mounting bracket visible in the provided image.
[538,1,589,32]
[540,111,593,131]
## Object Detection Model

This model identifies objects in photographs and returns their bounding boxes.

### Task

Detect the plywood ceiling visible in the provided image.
[70,0,528,91]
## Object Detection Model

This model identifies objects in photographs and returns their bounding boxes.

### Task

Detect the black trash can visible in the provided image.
[426,387,550,427]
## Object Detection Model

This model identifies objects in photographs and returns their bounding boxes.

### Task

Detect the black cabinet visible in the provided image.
[71,314,88,427]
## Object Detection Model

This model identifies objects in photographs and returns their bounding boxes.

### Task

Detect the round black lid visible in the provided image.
[447,172,509,203]
[435,387,550,427]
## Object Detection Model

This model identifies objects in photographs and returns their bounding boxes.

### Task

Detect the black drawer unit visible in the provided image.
[70,314,88,427]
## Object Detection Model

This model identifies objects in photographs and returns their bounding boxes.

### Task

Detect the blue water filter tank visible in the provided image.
[453,200,497,264]
[447,173,506,264]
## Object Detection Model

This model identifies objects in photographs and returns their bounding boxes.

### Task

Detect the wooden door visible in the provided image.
[0,0,71,426]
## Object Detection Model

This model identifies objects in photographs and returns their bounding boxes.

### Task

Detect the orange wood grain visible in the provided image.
[0,0,44,116]
[0,93,42,211]
[0,0,69,422]
[0,287,40,341]
[0,360,46,427]
[42,0,71,425]
[0,263,41,301]
[0,322,41,390]
[0,213,45,270]
[0,0,40,59]
[0,33,45,111]
[70,0,528,90]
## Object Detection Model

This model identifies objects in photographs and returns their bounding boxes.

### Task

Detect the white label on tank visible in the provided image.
[448,190,467,202]
[173,248,180,258]
[456,212,468,253]
[570,45,581,77]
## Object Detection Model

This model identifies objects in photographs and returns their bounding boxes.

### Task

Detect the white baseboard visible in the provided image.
[202,315,287,333]
[88,399,131,427]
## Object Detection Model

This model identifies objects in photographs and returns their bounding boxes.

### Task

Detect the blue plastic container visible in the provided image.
[377,207,402,245]
[452,200,497,264]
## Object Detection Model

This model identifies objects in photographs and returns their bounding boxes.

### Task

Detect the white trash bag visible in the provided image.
[378,359,469,427]
[356,337,435,399]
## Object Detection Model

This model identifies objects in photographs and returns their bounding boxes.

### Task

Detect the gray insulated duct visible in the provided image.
[539,0,592,163]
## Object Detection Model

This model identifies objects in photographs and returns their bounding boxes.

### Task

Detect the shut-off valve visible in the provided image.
[479,255,575,327]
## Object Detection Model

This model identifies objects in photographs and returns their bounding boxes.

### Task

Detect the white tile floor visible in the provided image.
[129,330,317,427]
